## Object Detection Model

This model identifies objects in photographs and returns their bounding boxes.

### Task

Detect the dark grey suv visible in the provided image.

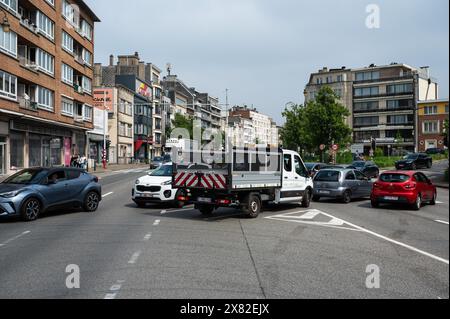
[0,168,102,222]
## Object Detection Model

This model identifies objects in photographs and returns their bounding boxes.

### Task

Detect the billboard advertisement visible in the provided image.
[93,88,115,112]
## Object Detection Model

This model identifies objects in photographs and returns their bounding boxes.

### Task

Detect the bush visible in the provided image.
[336,151,353,165]
[373,156,402,169]
[375,147,384,157]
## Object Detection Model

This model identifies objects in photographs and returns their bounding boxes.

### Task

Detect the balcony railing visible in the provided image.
[354,106,414,114]
[354,74,414,84]
[18,97,38,111]
[74,84,84,94]
[19,18,38,34]
[354,91,414,99]
[18,56,38,71]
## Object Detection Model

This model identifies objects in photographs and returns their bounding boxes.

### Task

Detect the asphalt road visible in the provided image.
[0,167,448,299]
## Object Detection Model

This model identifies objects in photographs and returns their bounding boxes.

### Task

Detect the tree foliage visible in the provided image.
[281,86,352,159]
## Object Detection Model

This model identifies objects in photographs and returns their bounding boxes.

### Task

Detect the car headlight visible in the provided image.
[161,180,172,186]
[135,179,141,185]
[0,190,22,198]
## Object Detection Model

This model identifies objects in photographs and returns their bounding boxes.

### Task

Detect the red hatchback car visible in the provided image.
[371,171,437,211]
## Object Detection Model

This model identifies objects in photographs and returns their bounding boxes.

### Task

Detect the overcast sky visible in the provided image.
[86,0,449,124]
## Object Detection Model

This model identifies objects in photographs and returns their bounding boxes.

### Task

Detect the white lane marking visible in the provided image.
[0,231,31,247]
[104,280,125,299]
[128,251,142,264]
[102,192,114,198]
[153,220,161,226]
[436,201,444,204]
[314,211,449,265]
[143,233,152,241]
[435,220,449,225]
[160,206,194,215]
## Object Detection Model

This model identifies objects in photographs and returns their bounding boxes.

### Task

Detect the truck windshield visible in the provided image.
[314,170,341,182]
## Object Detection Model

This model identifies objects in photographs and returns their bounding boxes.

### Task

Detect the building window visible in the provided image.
[388,115,411,125]
[61,63,73,85]
[387,83,413,95]
[82,49,92,66]
[387,99,413,110]
[36,49,54,75]
[37,86,54,111]
[82,76,92,94]
[10,131,24,168]
[445,105,449,114]
[62,31,74,53]
[354,116,379,127]
[423,121,439,134]
[83,105,93,122]
[62,0,77,26]
[354,101,379,112]
[81,20,93,41]
[423,105,438,115]
[36,11,54,40]
[337,75,344,82]
[355,71,380,82]
[0,70,17,100]
[0,0,17,13]
[61,97,74,116]
[0,28,17,57]
[354,86,379,97]
[45,0,55,6]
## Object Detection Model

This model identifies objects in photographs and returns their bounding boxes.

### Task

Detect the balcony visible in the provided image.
[74,84,84,95]
[18,97,38,111]
[354,91,414,100]
[18,56,38,72]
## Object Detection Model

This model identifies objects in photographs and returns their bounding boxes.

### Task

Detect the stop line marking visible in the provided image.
[267,209,449,265]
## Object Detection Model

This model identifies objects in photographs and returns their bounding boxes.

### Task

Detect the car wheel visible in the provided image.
[342,191,352,204]
[412,194,422,211]
[301,189,312,208]
[21,198,41,222]
[198,205,214,216]
[242,194,261,219]
[371,199,379,208]
[430,192,437,205]
[84,191,100,212]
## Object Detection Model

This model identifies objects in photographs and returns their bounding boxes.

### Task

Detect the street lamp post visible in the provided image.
[0,8,11,33]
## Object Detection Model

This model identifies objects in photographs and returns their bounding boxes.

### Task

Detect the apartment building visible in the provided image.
[229,106,279,147]
[93,85,134,165]
[417,99,449,152]
[304,67,354,127]
[304,63,439,154]
[94,53,160,162]
[0,0,99,175]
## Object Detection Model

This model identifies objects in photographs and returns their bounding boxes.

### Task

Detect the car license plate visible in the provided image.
[198,197,212,203]
[319,190,331,195]
[384,196,398,201]
[143,194,153,198]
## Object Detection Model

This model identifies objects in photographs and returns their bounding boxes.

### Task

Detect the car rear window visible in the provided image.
[314,170,341,182]
[380,174,410,183]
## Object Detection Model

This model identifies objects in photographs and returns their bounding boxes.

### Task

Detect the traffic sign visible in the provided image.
[332,144,339,151]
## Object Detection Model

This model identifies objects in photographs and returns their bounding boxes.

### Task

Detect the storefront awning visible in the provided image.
[135,140,145,152]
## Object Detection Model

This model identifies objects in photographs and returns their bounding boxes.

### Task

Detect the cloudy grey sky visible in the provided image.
[86,0,449,124]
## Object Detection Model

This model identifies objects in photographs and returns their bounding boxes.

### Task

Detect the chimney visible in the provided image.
[109,54,114,66]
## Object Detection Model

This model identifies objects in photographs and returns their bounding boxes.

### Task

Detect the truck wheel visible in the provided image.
[301,189,312,208]
[173,190,186,208]
[245,195,261,219]
[199,205,214,216]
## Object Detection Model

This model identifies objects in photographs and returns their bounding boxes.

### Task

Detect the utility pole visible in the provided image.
[102,90,107,169]
[225,89,230,154]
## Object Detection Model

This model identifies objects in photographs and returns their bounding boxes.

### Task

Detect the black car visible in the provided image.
[426,148,446,155]
[347,161,380,179]
[395,153,432,170]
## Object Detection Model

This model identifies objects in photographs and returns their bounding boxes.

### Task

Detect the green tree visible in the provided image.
[169,113,194,138]
[281,86,352,162]
[443,119,449,148]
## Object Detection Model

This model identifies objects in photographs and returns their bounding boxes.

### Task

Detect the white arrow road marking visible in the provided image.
[128,251,141,264]
[104,280,125,299]
[143,233,152,241]
[266,210,352,230]
[435,220,449,225]
[0,231,31,247]
[153,220,161,226]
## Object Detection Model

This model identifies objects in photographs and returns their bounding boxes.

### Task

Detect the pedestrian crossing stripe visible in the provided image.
[265,209,362,232]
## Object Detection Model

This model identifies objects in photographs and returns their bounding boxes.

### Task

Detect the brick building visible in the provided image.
[417,99,449,152]
[0,0,99,175]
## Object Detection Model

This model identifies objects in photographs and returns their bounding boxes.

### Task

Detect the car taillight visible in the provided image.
[177,196,188,201]
[404,182,416,190]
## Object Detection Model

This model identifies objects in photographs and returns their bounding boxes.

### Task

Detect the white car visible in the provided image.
[132,164,185,208]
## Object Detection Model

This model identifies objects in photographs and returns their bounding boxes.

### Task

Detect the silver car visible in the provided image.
[312,168,373,204]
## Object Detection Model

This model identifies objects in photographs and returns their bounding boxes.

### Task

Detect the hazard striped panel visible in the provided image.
[200,174,227,189]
